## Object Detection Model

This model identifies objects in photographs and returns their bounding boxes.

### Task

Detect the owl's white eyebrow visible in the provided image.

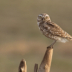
[39,15,42,16]
[45,15,49,17]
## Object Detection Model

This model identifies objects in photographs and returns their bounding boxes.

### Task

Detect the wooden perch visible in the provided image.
[19,59,27,72]
[18,46,53,72]
[38,46,53,72]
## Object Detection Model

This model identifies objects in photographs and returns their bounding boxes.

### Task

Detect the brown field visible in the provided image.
[0,0,72,72]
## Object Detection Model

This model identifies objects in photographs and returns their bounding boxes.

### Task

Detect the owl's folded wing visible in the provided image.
[44,22,67,38]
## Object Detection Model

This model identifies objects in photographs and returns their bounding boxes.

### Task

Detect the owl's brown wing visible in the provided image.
[44,21,68,38]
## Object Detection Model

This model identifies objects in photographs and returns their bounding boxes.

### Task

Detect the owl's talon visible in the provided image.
[47,40,56,49]
[47,45,53,49]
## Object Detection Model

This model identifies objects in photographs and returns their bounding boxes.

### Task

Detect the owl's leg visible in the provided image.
[47,40,56,48]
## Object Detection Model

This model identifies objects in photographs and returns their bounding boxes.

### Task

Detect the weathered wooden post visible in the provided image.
[19,59,27,72]
[38,46,53,72]
[34,64,38,72]
[18,46,53,72]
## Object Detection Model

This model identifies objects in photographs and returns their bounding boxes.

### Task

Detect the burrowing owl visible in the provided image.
[37,13,72,47]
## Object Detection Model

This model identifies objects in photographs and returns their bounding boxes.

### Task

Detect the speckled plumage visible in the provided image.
[37,13,72,43]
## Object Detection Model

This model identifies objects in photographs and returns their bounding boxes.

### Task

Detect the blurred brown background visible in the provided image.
[0,0,72,72]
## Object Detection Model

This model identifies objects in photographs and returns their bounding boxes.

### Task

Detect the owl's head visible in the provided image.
[37,13,51,22]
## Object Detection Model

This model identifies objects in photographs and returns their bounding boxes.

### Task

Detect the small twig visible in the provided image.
[34,64,38,72]
[19,59,27,72]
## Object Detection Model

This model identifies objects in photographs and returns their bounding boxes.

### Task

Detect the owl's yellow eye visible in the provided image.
[39,16,42,19]
[45,16,48,19]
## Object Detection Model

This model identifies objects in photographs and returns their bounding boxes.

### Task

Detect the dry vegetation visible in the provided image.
[0,0,72,72]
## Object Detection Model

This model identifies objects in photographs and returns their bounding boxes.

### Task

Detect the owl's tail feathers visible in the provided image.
[66,35,72,41]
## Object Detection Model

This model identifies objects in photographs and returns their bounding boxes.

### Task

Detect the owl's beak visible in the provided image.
[43,18,45,21]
